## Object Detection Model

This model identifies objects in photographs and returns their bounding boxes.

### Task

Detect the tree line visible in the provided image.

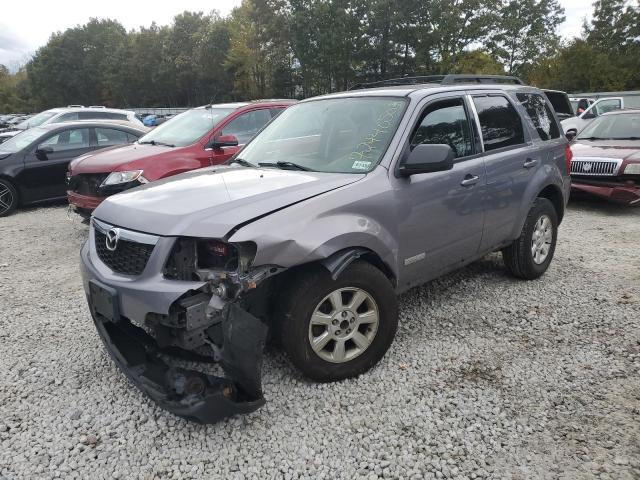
[0,0,638,112]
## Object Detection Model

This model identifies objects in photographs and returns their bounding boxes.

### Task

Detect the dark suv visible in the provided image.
[81,75,572,423]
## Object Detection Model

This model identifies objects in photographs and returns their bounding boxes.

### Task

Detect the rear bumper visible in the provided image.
[571,181,640,205]
[67,191,106,211]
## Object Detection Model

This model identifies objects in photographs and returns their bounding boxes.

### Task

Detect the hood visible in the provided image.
[69,143,176,174]
[93,166,365,237]
[571,140,640,161]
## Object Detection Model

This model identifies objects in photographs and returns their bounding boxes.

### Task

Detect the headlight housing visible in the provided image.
[101,170,148,186]
[623,163,640,175]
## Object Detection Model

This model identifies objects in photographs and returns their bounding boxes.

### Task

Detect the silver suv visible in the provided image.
[81,75,572,423]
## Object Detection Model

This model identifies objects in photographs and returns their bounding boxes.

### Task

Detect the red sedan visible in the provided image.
[67,100,295,217]
[569,109,640,206]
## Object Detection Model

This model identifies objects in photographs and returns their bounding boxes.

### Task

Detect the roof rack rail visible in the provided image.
[349,74,524,90]
[88,105,106,108]
[67,104,85,108]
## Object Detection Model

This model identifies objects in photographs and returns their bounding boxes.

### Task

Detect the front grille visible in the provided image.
[68,174,109,196]
[570,159,619,176]
[95,229,155,276]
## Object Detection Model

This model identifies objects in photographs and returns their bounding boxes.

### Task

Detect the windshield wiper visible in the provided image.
[138,140,175,147]
[576,136,611,141]
[258,161,312,171]
[228,158,254,167]
[610,137,640,140]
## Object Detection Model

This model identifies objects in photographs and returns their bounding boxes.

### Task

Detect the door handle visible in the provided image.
[523,158,539,168]
[460,174,480,187]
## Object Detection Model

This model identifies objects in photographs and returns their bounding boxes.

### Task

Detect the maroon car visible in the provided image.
[570,109,640,205]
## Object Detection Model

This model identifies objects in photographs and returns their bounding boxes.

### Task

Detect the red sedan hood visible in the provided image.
[69,143,176,173]
[571,140,640,161]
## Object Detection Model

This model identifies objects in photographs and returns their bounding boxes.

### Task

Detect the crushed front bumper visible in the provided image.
[81,237,269,423]
[90,295,267,423]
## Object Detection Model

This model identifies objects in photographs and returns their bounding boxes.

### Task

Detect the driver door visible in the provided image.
[21,127,93,202]
[393,94,486,287]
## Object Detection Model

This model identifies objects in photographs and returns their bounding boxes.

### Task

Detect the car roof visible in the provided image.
[44,107,135,115]
[193,99,297,111]
[38,120,148,132]
[305,82,534,102]
[602,108,640,116]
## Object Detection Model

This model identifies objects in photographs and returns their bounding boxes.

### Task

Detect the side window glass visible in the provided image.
[221,109,273,144]
[96,128,130,147]
[39,128,90,152]
[594,99,622,116]
[516,93,560,141]
[410,98,473,158]
[270,108,284,118]
[57,112,79,122]
[472,96,525,151]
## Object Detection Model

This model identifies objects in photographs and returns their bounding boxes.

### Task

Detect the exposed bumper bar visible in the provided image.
[90,299,268,424]
[571,181,640,206]
[67,190,106,211]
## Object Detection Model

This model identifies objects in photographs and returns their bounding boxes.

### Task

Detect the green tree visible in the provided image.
[488,0,565,75]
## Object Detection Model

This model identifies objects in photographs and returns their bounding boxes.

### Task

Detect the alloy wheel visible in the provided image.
[0,183,14,215]
[531,214,553,265]
[307,287,380,363]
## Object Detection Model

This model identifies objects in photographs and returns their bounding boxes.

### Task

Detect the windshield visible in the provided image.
[16,110,58,129]
[577,114,640,140]
[137,107,234,147]
[236,97,406,173]
[0,127,47,153]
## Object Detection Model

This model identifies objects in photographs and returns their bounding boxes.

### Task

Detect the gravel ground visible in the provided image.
[1,200,639,480]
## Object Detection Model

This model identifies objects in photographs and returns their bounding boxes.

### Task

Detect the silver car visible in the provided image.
[80,75,572,422]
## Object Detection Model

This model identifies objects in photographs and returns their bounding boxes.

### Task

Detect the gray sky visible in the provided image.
[0,0,591,70]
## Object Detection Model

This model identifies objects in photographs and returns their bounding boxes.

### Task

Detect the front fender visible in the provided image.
[229,211,399,280]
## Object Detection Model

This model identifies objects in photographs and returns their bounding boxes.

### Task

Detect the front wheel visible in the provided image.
[276,261,398,382]
[502,197,558,279]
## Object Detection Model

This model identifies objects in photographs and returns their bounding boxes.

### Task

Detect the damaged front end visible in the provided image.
[87,235,284,423]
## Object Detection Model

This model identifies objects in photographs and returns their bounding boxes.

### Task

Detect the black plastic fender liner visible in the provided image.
[91,304,268,424]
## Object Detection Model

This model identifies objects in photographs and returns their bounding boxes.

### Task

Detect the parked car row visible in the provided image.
[0,100,294,217]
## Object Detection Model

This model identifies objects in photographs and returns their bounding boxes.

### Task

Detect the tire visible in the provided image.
[276,261,398,382]
[502,197,558,280]
[0,179,18,217]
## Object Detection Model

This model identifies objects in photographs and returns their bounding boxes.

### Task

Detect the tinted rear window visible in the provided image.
[473,96,524,151]
[517,93,560,141]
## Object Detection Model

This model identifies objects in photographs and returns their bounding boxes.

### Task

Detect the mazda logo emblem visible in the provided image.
[105,228,120,251]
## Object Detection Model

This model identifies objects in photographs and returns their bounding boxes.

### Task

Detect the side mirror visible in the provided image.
[208,134,239,150]
[398,144,455,177]
[35,146,54,160]
[565,129,577,141]
[581,111,596,120]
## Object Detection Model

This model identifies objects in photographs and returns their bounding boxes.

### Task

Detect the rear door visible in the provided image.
[470,92,537,251]
[20,127,93,201]
[94,127,139,150]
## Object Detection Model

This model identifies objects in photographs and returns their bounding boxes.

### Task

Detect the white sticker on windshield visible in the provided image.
[352,160,372,170]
